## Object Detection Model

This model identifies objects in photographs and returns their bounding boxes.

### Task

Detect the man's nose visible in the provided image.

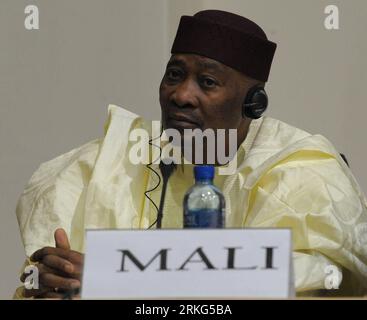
[171,79,198,108]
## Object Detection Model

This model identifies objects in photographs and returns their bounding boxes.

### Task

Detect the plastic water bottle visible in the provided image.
[183,165,225,228]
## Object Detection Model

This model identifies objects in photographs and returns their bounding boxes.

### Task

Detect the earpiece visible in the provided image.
[242,84,268,119]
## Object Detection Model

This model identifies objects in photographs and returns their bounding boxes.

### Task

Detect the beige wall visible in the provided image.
[0,0,366,298]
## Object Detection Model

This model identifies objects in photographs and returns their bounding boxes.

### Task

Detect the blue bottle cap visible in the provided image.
[194,165,215,180]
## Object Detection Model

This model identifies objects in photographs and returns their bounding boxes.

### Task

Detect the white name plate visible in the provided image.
[81,229,293,299]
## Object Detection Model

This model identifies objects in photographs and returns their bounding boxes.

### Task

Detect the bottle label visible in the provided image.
[184,209,224,228]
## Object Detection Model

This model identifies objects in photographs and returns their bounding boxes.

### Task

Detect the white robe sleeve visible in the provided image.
[245,150,367,295]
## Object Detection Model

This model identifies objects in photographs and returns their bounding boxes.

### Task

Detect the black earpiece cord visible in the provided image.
[145,132,164,229]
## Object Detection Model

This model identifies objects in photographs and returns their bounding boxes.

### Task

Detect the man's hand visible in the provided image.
[21,228,84,299]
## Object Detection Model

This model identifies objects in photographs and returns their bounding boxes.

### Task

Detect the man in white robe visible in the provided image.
[15,10,367,298]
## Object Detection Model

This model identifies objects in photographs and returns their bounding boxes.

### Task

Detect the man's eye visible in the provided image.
[202,78,217,88]
[166,69,182,80]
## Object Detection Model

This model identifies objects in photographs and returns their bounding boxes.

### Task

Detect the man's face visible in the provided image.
[159,54,254,141]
